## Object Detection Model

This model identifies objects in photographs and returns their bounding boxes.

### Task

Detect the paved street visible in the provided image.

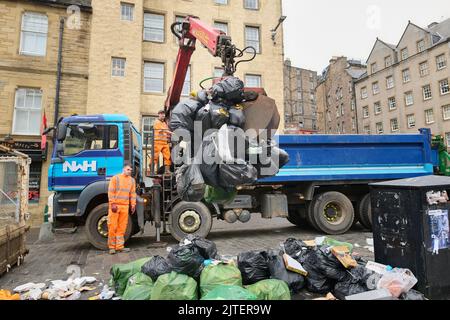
[0,216,374,300]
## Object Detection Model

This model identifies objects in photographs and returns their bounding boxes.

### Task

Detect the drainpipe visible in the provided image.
[54,17,65,128]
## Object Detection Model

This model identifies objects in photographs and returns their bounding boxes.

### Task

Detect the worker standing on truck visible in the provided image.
[153,110,172,174]
[107,163,136,254]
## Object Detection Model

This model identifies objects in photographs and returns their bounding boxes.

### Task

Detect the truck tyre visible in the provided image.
[85,203,132,250]
[170,201,213,242]
[287,204,308,227]
[307,199,321,231]
[357,194,372,230]
[310,192,354,235]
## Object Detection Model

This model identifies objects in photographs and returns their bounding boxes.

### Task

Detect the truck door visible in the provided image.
[50,124,108,192]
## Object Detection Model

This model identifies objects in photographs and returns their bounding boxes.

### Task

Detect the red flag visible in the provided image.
[40,111,47,150]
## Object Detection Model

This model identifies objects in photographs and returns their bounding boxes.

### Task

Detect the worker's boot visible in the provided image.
[164,166,171,175]
[117,248,131,253]
[109,249,116,255]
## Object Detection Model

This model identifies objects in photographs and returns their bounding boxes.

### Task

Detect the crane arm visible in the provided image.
[164,16,242,114]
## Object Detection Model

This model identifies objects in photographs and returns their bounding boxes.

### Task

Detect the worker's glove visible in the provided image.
[111,204,118,213]
[130,205,136,215]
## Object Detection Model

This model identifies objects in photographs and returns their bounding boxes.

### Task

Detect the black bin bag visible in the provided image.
[211,77,245,104]
[237,251,270,285]
[182,235,219,260]
[198,133,220,187]
[228,105,246,128]
[141,256,172,282]
[209,102,230,129]
[176,164,206,202]
[169,99,204,132]
[219,160,258,188]
[267,250,305,294]
[167,244,205,280]
[333,265,371,300]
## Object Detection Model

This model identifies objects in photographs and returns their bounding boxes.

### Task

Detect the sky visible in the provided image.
[282,0,450,74]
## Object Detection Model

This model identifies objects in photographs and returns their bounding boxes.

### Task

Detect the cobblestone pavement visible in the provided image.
[0,216,374,300]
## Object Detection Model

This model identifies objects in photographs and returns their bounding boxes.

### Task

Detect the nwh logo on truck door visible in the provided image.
[63,161,97,173]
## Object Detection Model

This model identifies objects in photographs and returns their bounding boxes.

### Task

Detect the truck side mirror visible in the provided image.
[57,122,68,141]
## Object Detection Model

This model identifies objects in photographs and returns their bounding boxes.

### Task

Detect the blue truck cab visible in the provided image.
[48,115,145,249]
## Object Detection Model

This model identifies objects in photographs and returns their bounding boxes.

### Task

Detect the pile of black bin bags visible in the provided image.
[169,76,289,202]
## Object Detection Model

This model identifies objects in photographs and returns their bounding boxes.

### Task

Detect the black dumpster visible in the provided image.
[370,175,450,300]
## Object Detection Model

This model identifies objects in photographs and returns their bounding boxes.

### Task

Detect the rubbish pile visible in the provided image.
[169,76,289,202]
[2,276,99,300]
[107,235,428,301]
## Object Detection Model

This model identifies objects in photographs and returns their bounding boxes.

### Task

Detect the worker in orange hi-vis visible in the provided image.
[107,163,136,254]
[153,110,172,174]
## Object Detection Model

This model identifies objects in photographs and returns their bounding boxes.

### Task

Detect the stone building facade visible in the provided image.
[0,0,92,226]
[355,19,450,141]
[283,59,318,134]
[316,56,366,134]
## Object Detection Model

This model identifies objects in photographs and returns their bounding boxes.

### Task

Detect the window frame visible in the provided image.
[376,122,384,134]
[361,87,368,99]
[374,101,382,115]
[417,39,425,53]
[407,114,416,128]
[405,91,414,106]
[120,2,134,21]
[422,84,432,100]
[362,106,369,118]
[244,25,261,54]
[244,0,259,10]
[401,47,409,61]
[440,78,450,95]
[385,56,392,68]
[143,12,165,43]
[12,87,43,136]
[143,61,165,94]
[388,97,397,111]
[425,109,435,125]
[402,68,411,83]
[436,54,447,71]
[213,21,229,35]
[244,73,262,88]
[442,105,450,121]
[386,76,395,89]
[19,12,48,57]
[372,81,380,95]
[111,57,126,77]
[419,61,429,77]
[390,118,399,132]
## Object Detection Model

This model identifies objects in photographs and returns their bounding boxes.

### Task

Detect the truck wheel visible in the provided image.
[357,194,372,230]
[307,199,321,231]
[310,192,354,235]
[287,205,308,227]
[85,203,132,250]
[170,201,213,242]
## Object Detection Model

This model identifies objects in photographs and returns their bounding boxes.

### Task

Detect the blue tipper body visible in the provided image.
[259,128,438,184]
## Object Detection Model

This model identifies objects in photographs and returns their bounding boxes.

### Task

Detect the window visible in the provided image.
[245,26,260,53]
[401,48,409,61]
[20,12,48,56]
[446,133,450,147]
[371,63,378,74]
[440,79,450,95]
[312,120,317,130]
[296,102,304,115]
[386,76,395,89]
[174,15,185,41]
[442,105,450,121]
[372,82,380,95]
[144,62,164,93]
[352,117,356,130]
[388,97,396,110]
[111,57,126,77]
[63,125,107,156]
[425,109,434,124]
[363,106,369,118]
[144,13,164,42]
[182,65,191,96]
[340,103,345,116]
[214,21,228,35]
[376,122,383,134]
[361,87,368,99]
[351,99,356,111]
[342,122,345,134]
[417,39,425,53]
[419,61,429,77]
[423,84,432,100]
[390,118,399,132]
[310,93,315,102]
[29,162,42,204]
[405,91,414,106]
[336,107,340,119]
[374,101,382,115]
[142,116,157,146]
[364,126,371,134]
[13,88,42,135]
[402,69,411,83]
[385,56,392,68]
[297,91,302,100]
[436,54,447,70]
[244,0,259,10]
[407,114,416,128]
[245,74,261,87]
[121,3,134,21]
[215,0,228,4]
[109,126,119,149]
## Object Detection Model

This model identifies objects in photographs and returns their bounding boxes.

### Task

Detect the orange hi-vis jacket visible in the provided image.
[108,173,137,207]
[154,119,170,145]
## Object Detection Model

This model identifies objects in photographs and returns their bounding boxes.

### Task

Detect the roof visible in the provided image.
[62,114,131,123]
[30,0,92,10]
[346,68,366,80]
[365,38,396,63]
[427,18,450,43]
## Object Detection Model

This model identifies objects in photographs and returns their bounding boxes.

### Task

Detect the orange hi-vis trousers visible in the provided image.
[154,143,171,166]
[107,204,129,250]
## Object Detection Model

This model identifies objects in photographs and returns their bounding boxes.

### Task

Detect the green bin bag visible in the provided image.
[200,263,242,297]
[322,237,353,253]
[150,272,198,300]
[245,279,291,300]
[122,272,154,300]
[110,257,151,296]
[201,285,257,300]
[204,186,237,204]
